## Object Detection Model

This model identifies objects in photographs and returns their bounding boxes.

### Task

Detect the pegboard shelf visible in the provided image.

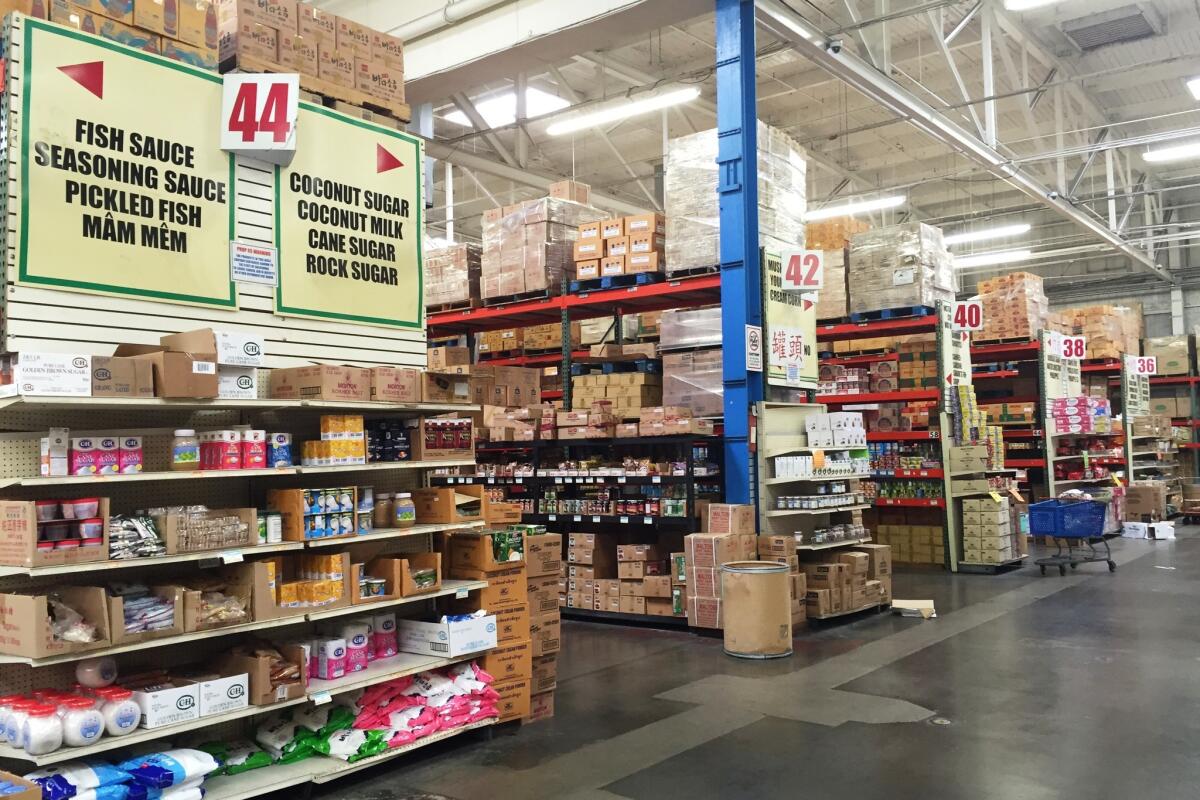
[1,460,477,488]
[0,542,306,578]
[304,521,486,548]
[0,395,479,416]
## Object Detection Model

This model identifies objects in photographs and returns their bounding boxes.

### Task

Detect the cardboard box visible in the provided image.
[1126,483,1167,519]
[371,28,404,65]
[550,179,590,203]
[397,614,498,658]
[531,653,558,693]
[335,14,371,58]
[527,574,560,614]
[456,566,528,611]
[318,45,355,87]
[221,18,279,63]
[69,0,134,24]
[108,585,184,645]
[703,504,756,534]
[529,610,561,656]
[217,366,258,400]
[278,29,318,73]
[526,533,563,577]
[688,596,722,628]
[8,352,92,396]
[447,527,524,573]
[600,256,625,277]
[837,552,869,575]
[494,677,531,722]
[527,689,555,722]
[685,532,740,569]
[174,670,251,716]
[413,487,484,525]
[643,575,672,598]
[131,683,201,729]
[51,3,159,51]
[369,367,421,403]
[0,771,46,800]
[802,562,846,590]
[626,252,662,275]
[298,2,336,47]
[495,603,530,645]
[269,365,370,402]
[0,586,111,657]
[481,639,531,684]
[600,218,625,238]
[0,499,111,568]
[853,544,892,577]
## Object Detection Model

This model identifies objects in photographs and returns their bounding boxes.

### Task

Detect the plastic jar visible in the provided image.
[392,493,416,529]
[171,430,200,471]
[95,688,139,736]
[61,697,105,747]
[22,705,62,755]
[373,493,393,529]
[5,700,35,747]
[0,695,23,741]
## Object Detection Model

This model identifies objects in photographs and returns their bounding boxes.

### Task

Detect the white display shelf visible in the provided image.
[1054,477,1119,486]
[0,542,307,578]
[3,460,476,488]
[795,536,872,551]
[763,474,870,486]
[764,446,862,458]
[0,395,479,415]
[0,693,311,765]
[763,504,869,517]
[304,521,485,548]
[304,579,486,621]
[307,652,478,697]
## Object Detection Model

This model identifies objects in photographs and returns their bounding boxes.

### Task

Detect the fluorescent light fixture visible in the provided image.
[545,87,701,136]
[443,87,570,128]
[1004,0,1061,10]
[954,249,1033,269]
[1187,77,1200,101]
[1144,141,1200,163]
[943,223,1032,247]
[803,195,906,222]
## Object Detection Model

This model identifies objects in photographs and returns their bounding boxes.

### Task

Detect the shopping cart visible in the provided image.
[1030,499,1116,576]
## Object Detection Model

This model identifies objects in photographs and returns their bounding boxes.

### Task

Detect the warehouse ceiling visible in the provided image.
[321,0,1200,297]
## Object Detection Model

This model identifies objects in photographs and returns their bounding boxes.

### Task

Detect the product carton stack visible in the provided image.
[848,223,955,314]
[637,406,714,437]
[1047,396,1113,436]
[1060,304,1143,361]
[1143,335,1194,376]
[805,216,871,250]
[564,532,616,610]
[665,123,806,275]
[974,272,1049,343]
[521,322,583,355]
[442,529,530,722]
[571,374,663,417]
[217,0,408,117]
[424,243,481,310]
[468,366,541,408]
[851,544,893,605]
[477,404,554,444]
[659,307,723,417]
[1125,481,1168,522]
[574,213,667,281]
[524,530,562,723]
[814,249,849,321]
[482,191,604,302]
[866,508,945,565]
[556,404,616,440]
[616,544,672,617]
[960,497,1020,565]
[757,534,806,628]
[897,335,938,389]
[801,550,880,618]
[38,0,195,62]
[683,504,757,628]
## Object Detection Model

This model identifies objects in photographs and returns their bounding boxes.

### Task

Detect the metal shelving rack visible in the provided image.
[0,396,492,782]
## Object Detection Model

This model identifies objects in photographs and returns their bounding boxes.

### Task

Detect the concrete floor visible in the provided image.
[320,532,1199,799]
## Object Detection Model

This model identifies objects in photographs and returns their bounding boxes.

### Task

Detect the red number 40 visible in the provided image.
[228,82,291,143]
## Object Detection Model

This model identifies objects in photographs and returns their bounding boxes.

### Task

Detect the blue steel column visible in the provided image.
[715,0,762,505]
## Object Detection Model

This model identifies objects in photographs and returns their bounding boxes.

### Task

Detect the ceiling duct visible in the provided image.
[1059,4,1163,51]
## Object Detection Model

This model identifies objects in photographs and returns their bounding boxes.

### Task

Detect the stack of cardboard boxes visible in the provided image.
[960,497,1020,565]
[476,404,554,444]
[848,223,955,314]
[974,272,1049,343]
[219,0,406,112]
[521,322,583,355]
[683,504,758,629]
[805,216,871,250]
[898,335,939,389]
[556,404,616,440]
[757,535,806,629]
[802,546,890,617]
[814,249,849,321]
[467,366,542,408]
[563,532,616,611]
[424,243,481,310]
[524,531,561,722]
[616,544,671,616]
[482,196,603,302]
[868,508,945,565]
[574,214,667,281]
[1142,335,1193,377]
[32,0,202,64]
[571,374,663,416]
[662,351,723,417]
[1059,304,1144,361]
[1125,481,1167,521]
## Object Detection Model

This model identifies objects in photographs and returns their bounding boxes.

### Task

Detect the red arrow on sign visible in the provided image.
[802,298,813,311]
[945,373,953,385]
[376,143,403,173]
[59,61,104,99]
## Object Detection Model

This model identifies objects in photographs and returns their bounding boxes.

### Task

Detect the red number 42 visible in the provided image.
[785,253,821,286]
[228,82,291,143]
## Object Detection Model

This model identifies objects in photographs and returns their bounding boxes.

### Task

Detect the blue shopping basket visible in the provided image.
[1029,499,1106,539]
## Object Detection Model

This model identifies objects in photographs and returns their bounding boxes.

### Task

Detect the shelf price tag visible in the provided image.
[487,478,495,484]
[220,74,299,164]
[813,449,826,469]
[548,515,557,521]
[1082,452,1090,469]
[619,516,629,524]
[780,249,824,291]
[455,587,470,599]
[573,515,582,522]
[311,690,332,706]
[988,491,1004,503]
[219,550,244,564]
[652,476,662,484]
[952,300,984,331]
[643,517,653,525]
[592,516,601,523]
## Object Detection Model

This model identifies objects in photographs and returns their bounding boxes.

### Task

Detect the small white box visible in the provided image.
[39,427,69,477]
[808,430,834,448]
[832,428,866,447]
[190,673,249,716]
[804,415,831,434]
[213,331,265,367]
[218,366,258,399]
[132,684,201,729]
[1148,521,1175,540]
[828,412,864,430]
[1121,522,1148,539]
[12,353,91,396]
[397,615,498,658]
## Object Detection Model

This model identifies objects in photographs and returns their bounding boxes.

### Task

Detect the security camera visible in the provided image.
[826,38,843,55]
[1047,190,1059,201]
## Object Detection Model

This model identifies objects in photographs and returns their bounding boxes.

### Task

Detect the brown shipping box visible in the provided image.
[91,356,154,398]
[113,345,218,399]
[526,533,563,577]
[269,365,371,402]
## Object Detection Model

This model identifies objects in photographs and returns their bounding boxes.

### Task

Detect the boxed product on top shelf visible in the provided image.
[481,198,604,301]
[898,335,939,388]
[574,212,666,280]
[665,123,806,274]
[468,365,541,407]
[218,0,408,110]
[864,507,945,565]
[424,243,481,310]
[520,322,582,354]
[1142,334,1194,376]
[660,307,722,351]
[662,350,722,418]
[1149,390,1191,418]
[973,272,1048,343]
[847,223,955,314]
[48,1,160,56]
[805,216,871,250]
[1056,303,1143,361]
[814,249,848,321]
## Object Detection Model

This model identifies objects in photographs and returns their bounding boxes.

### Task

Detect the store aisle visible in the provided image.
[320,533,1200,800]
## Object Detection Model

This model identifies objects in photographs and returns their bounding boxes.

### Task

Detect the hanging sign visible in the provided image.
[1132,356,1157,376]
[13,19,236,308]
[762,250,818,389]
[779,249,824,292]
[276,104,424,329]
[952,300,984,331]
[1059,336,1087,360]
[220,74,300,164]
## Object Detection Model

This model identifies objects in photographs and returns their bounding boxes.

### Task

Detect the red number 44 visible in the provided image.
[228,82,291,143]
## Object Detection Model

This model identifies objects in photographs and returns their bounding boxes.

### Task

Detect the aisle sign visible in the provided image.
[762,250,818,389]
[276,104,424,329]
[952,300,984,331]
[779,249,824,292]
[220,74,299,164]
[745,325,763,372]
[14,20,236,308]
[1133,356,1157,376]
[1059,335,1087,361]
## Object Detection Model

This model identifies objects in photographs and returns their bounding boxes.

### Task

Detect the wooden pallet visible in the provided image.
[973,336,1036,347]
[848,305,936,323]
[570,272,664,293]
[665,266,719,279]
[224,54,412,123]
[426,298,482,314]
[483,289,555,308]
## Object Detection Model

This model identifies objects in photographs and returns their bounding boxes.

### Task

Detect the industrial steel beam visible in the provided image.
[754,0,1174,284]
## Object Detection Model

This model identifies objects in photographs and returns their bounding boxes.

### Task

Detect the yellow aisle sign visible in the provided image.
[276,104,423,329]
[16,19,236,308]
